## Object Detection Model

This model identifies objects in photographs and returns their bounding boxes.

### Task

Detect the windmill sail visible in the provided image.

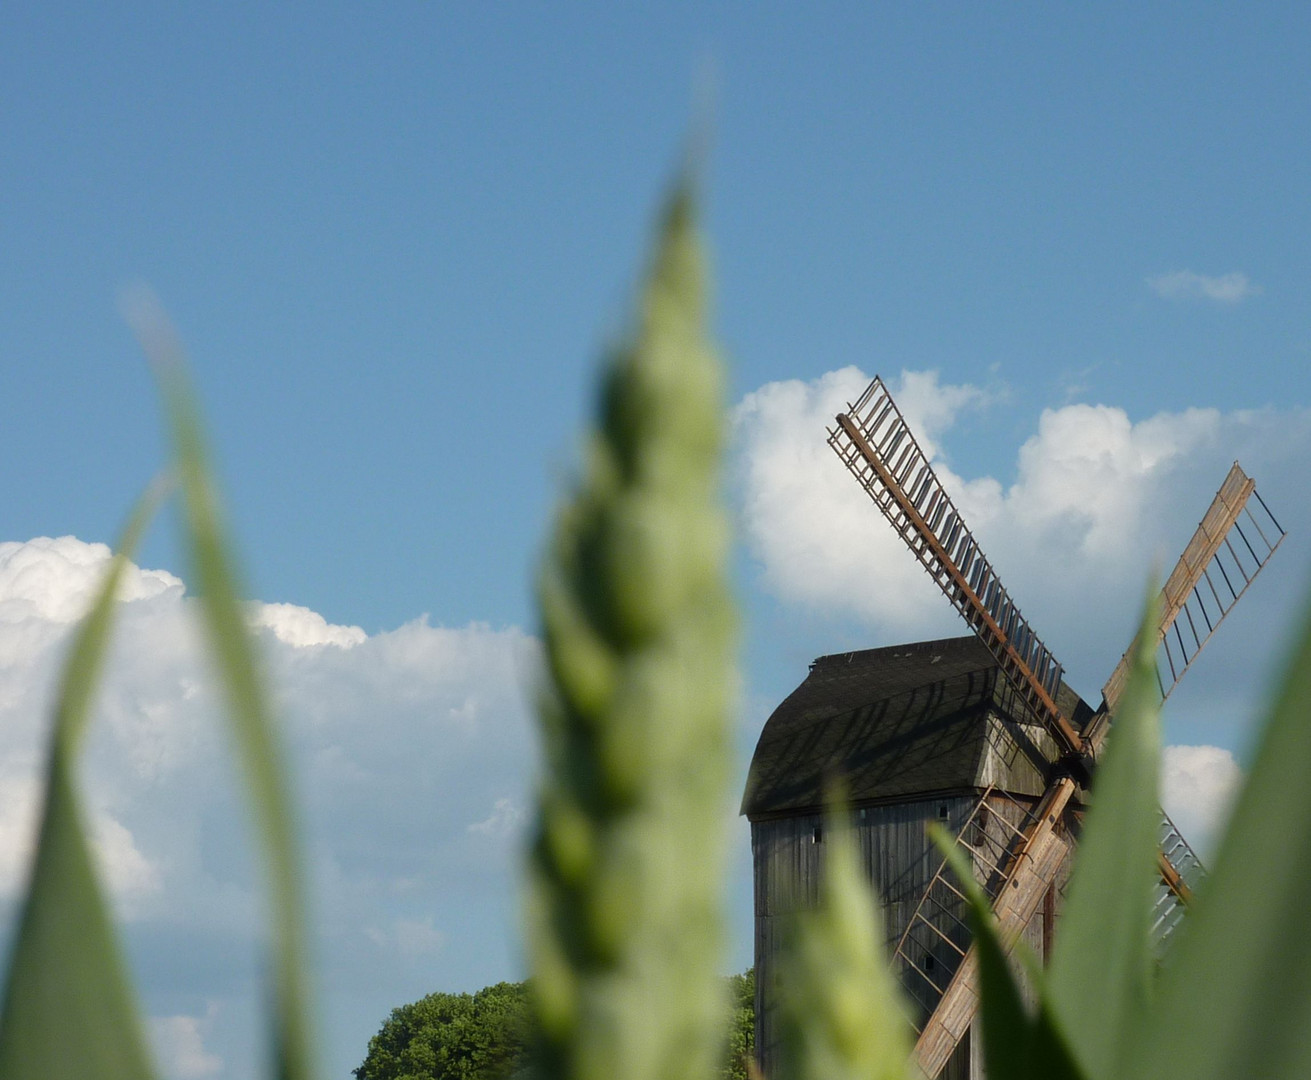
[890,785,1077,1031]
[828,376,1087,761]
[905,792,1207,1077]
[1154,809,1206,949]
[1101,462,1285,711]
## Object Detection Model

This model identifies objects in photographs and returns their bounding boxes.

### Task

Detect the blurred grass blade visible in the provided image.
[0,761,156,1079]
[0,480,168,1079]
[126,294,316,1080]
[1123,585,1311,1080]
[1045,589,1162,1080]
[51,474,169,756]
[779,804,912,1080]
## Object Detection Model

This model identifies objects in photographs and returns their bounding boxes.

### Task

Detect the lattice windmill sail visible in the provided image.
[827,376,1284,1077]
[830,381,1087,766]
[739,375,1284,1080]
[1100,461,1286,711]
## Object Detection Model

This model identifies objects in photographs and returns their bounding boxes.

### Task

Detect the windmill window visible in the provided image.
[925,955,936,972]
[937,804,949,820]
[811,825,823,844]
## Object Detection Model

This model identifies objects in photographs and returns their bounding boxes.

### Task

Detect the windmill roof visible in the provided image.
[740,636,1094,819]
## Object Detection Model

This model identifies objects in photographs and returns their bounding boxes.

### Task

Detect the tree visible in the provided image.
[723,969,756,1080]
[355,982,532,1080]
[357,973,755,1080]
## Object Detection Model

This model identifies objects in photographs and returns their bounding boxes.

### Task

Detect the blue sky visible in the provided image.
[2,6,1310,1079]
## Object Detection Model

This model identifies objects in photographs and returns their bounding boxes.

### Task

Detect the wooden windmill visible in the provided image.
[742,375,1285,1080]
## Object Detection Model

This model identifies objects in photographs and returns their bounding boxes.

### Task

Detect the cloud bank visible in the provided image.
[0,536,538,1079]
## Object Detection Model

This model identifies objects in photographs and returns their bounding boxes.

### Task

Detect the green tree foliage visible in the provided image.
[721,969,756,1080]
[356,972,754,1080]
[354,982,532,1080]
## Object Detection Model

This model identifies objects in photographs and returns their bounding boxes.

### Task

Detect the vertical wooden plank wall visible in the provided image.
[752,796,974,1079]
[752,791,1074,1080]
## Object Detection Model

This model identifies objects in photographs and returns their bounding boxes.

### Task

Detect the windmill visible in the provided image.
[741,375,1285,1080]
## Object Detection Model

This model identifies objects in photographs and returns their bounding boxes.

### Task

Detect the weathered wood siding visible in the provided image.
[752,790,1075,1080]
[752,796,975,1080]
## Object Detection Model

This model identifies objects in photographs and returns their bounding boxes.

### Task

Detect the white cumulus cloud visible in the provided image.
[250,602,366,649]
[1004,402,1221,560]
[151,1008,223,1080]
[1147,269,1260,304]
[0,774,41,896]
[91,811,162,908]
[0,535,182,625]
[469,796,526,839]
[1161,744,1243,854]
[732,367,1000,634]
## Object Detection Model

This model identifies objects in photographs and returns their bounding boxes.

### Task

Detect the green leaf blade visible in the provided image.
[127,295,317,1080]
[1046,590,1164,1080]
[1124,593,1311,1080]
[0,482,168,1080]
[0,758,156,1079]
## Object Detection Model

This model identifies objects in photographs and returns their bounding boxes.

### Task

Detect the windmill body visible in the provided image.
[742,375,1282,1080]
[743,636,1091,1079]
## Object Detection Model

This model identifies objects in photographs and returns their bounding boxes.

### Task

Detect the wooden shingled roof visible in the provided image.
[741,636,1094,819]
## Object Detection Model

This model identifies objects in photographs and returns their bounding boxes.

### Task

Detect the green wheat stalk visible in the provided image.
[527,176,735,1080]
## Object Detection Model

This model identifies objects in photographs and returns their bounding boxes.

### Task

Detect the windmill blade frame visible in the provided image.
[828,375,1088,768]
[907,778,1079,1074]
[1100,461,1285,715]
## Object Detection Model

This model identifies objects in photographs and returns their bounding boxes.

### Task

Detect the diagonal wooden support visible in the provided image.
[829,379,1085,761]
